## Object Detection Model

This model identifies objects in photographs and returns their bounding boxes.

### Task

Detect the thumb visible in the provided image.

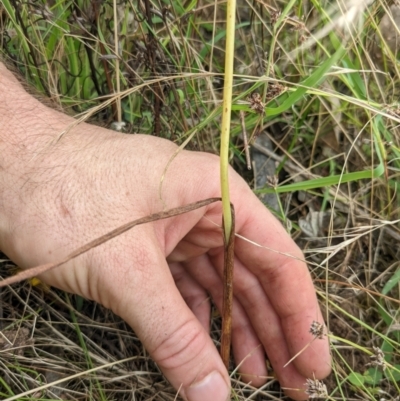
[101,238,230,401]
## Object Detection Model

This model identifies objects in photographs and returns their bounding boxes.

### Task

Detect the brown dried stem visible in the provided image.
[220,203,235,369]
[0,198,220,288]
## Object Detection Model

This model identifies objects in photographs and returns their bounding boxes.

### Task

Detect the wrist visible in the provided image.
[0,62,100,254]
[0,62,71,146]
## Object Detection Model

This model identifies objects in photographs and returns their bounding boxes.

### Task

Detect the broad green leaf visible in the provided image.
[348,372,365,387]
[364,368,383,385]
[382,269,400,296]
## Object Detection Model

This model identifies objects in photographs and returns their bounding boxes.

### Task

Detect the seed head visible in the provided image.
[266,175,279,188]
[309,320,325,339]
[270,10,281,26]
[304,378,328,399]
[248,92,265,114]
[367,346,386,371]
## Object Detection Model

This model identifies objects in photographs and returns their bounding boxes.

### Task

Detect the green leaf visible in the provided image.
[256,164,383,194]
[389,365,400,383]
[257,119,384,194]
[341,57,367,99]
[266,44,346,117]
[176,89,185,105]
[382,269,400,296]
[364,368,382,385]
[348,372,365,387]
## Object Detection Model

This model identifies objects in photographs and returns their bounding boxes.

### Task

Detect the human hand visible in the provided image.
[0,63,331,401]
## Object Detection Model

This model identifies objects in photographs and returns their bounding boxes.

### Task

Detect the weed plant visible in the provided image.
[0,0,400,400]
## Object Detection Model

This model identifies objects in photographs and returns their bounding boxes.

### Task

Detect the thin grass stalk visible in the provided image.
[220,0,236,238]
[220,0,236,370]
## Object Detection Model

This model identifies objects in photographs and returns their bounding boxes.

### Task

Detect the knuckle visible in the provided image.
[150,318,207,371]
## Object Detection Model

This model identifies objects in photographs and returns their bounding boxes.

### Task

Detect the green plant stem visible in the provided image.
[220,0,236,239]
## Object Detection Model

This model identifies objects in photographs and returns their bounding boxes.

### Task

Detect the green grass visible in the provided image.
[1,0,400,399]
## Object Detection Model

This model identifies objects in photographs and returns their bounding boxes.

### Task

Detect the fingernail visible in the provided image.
[185,371,230,401]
